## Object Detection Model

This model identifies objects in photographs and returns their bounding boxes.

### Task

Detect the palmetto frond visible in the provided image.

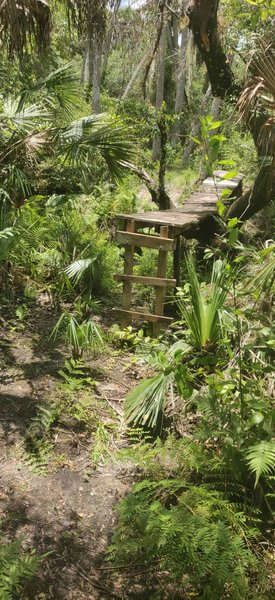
[125,370,175,428]
[0,0,51,57]
[59,114,135,179]
[247,243,275,294]
[19,65,81,117]
[1,99,49,134]
[177,253,229,351]
[51,312,103,358]
[65,257,97,285]
[238,45,275,163]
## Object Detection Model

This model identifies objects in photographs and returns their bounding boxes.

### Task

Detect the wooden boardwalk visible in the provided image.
[113,171,243,335]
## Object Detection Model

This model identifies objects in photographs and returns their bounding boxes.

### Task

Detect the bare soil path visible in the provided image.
[0,304,145,599]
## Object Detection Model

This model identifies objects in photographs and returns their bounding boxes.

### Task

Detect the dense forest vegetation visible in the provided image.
[0,1,274,599]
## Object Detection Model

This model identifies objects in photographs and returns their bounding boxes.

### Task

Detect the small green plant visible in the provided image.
[177,252,230,351]
[58,358,96,391]
[125,339,193,428]
[51,310,103,358]
[90,422,112,466]
[245,441,275,487]
[111,325,151,349]
[0,537,43,599]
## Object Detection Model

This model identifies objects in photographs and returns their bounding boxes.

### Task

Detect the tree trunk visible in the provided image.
[102,0,121,81]
[171,27,189,146]
[121,49,152,99]
[152,22,167,161]
[157,111,170,209]
[226,166,275,221]
[92,33,103,113]
[186,0,275,222]
[81,40,93,85]
[186,0,237,98]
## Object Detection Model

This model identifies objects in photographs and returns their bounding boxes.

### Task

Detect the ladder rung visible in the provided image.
[114,274,177,287]
[113,308,173,323]
[115,230,175,251]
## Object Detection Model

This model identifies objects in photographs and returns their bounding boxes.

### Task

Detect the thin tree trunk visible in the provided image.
[186,32,195,101]
[157,111,170,209]
[211,95,223,122]
[121,49,152,99]
[152,22,167,161]
[92,33,103,113]
[81,40,92,85]
[171,28,189,146]
[102,0,121,80]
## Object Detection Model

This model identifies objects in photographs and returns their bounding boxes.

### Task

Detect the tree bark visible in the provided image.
[101,0,121,81]
[81,40,92,85]
[186,0,237,98]
[226,165,275,221]
[121,49,152,100]
[186,0,275,222]
[92,33,103,113]
[171,27,189,146]
[152,22,167,161]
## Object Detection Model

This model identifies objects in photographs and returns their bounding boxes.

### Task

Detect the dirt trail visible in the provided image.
[0,308,143,599]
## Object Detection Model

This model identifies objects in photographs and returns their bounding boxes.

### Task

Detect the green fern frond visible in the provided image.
[245,441,275,487]
[0,537,43,599]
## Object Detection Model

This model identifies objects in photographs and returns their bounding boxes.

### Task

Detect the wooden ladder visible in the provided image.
[113,220,176,336]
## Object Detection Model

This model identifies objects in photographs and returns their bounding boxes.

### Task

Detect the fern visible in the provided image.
[245,441,275,487]
[110,479,259,600]
[0,538,42,599]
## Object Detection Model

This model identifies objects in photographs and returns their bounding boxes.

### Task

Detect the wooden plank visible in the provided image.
[115,230,175,251]
[213,169,244,183]
[173,236,181,287]
[121,220,135,328]
[154,225,169,337]
[117,212,200,227]
[114,274,177,287]
[113,308,173,323]
[181,204,217,214]
[202,179,239,190]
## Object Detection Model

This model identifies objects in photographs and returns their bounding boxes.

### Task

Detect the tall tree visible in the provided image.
[171,3,190,146]
[66,0,107,113]
[152,20,167,160]
[186,0,275,222]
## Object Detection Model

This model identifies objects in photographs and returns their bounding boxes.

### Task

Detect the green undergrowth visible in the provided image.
[110,434,273,600]
[108,243,275,600]
[19,358,118,474]
[0,533,43,600]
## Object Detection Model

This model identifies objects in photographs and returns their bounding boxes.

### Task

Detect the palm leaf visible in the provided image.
[245,441,275,487]
[177,253,228,350]
[58,114,135,179]
[125,370,175,428]
[238,44,275,162]
[2,99,49,129]
[64,257,97,285]
[248,244,275,293]
[18,65,80,117]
